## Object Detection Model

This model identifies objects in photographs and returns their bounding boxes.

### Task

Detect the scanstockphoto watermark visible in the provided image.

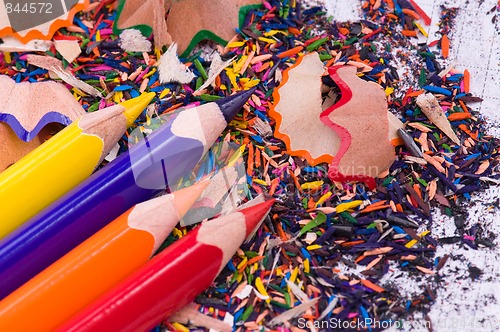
[297,317,431,330]
[432,316,500,330]
[297,317,500,330]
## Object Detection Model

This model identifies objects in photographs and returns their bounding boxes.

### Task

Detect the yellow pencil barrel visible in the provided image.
[0,93,154,239]
[0,124,102,238]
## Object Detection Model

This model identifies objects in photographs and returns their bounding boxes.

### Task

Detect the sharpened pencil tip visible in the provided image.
[215,87,257,124]
[239,199,275,237]
[120,92,156,127]
[172,180,210,218]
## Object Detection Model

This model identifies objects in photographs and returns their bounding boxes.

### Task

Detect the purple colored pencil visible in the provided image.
[0,88,255,299]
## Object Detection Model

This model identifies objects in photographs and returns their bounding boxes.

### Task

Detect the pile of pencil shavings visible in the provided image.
[182,1,500,330]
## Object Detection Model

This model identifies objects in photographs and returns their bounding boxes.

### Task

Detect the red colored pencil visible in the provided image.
[55,199,274,332]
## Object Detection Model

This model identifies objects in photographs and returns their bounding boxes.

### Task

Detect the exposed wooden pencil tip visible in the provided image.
[172,180,210,218]
[239,199,275,237]
[128,180,210,255]
[119,92,156,127]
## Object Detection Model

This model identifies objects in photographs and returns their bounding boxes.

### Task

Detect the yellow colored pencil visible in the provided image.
[0,92,155,239]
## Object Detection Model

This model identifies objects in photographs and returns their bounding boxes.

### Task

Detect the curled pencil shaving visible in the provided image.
[323,65,396,189]
[27,55,103,97]
[0,123,62,172]
[152,0,171,49]
[164,0,262,53]
[416,93,460,145]
[0,75,84,142]
[270,54,402,179]
[269,52,339,165]
[114,0,171,49]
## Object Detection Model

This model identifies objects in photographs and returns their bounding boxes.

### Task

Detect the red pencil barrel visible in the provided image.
[56,228,222,332]
[56,199,274,332]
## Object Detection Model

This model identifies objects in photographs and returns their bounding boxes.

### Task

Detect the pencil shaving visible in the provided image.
[0,0,90,43]
[27,55,103,97]
[169,304,232,332]
[0,75,84,144]
[195,53,236,93]
[119,29,152,52]
[114,0,171,49]
[157,43,195,84]
[0,37,52,52]
[416,93,460,144]
[324,65,396,187]
[54,40,82,63]
[270,52,338,165]
[164,0,262,53]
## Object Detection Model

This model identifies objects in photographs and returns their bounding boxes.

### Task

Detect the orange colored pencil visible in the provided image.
[0,181,208,332]
[55,199,274,332]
